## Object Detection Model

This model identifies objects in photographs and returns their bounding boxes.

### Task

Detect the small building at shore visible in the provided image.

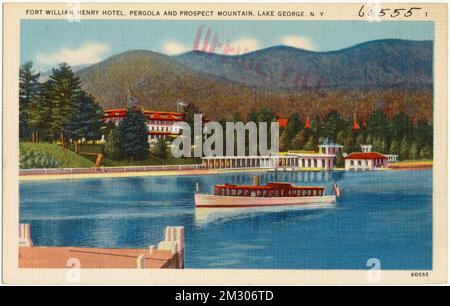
[345,152,388,171]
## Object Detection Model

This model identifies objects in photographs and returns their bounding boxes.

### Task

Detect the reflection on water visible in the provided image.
[20,170,432,270]
[195,204,336,225]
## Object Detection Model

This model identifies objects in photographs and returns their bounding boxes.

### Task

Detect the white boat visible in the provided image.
[195,177,338,208]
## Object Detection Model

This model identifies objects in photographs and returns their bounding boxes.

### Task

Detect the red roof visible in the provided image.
[345,152,387,160]
[277,118,289,128]
[104,108,184,121]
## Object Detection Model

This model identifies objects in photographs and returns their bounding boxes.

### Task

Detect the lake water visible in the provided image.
[19,170,432,270]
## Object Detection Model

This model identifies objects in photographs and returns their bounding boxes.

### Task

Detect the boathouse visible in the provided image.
[344,152,388,171]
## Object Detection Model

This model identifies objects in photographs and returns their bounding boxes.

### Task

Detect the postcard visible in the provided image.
[2,2,448,285]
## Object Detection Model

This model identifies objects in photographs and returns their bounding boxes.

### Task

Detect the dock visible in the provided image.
[18,224,185,269]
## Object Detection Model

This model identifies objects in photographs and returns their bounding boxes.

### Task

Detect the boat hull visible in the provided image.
[195,194,336,208]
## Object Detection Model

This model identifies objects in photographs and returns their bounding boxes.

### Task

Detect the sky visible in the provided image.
[20,19,434,72]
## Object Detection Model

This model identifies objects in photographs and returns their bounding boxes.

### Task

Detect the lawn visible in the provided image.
[20,142,95,168]
[21,142,202,168]
[102,154,202,167]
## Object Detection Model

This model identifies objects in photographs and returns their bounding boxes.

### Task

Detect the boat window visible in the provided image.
[231,189,236,196]
[251,190,256,197]
[244,189,249,197]
[263,190,268,197]
[237,189,243,196]
[313,190,317,196]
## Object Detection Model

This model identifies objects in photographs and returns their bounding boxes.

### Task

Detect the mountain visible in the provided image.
[174,39,432,90]
[75,40,433,121]
[77,50,259,116]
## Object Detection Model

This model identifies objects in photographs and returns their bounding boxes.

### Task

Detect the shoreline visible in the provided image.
[19,163,432,182]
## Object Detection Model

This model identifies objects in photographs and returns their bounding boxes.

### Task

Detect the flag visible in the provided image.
[333,183,341,197]
[304,115,311,129]
[353,112,360,130]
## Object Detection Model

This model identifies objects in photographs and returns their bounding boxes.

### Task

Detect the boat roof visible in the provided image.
[216,182,324,189]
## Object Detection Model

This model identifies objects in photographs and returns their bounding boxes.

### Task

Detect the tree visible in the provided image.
[292,129,309,149]
[19,62,41,140]
[66,91,104,150]
[320,111,343,141]
[336,130,346,148]
[390,112,413,142]
[183,103,201,143]
[389,139,400,155]
[409,142,419,160]
[279,129,291,151]
[419,145,433,159]
[367,110,389,140]
[335,150,345,168]
[27,94,49,143]
[399,137,410,160]
[118,106,149,161]
[152,138,168,159]
[355,133,365,148]
[46,63,82,147]
[284,113,302,141]
[304,136,316,151]
[414,120,433,148]
[104,127,122,160]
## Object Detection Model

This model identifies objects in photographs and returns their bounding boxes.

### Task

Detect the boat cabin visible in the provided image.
[214,182,325,198]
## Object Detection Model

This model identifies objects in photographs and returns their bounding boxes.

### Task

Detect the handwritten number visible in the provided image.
[358,5,365,17]
[405,7,422,17]
[358,5,422,18]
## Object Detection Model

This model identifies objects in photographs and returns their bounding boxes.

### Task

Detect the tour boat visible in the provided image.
[195,177,339,208]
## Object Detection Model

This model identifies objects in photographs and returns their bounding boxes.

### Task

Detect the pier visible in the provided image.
[19,224,185,269]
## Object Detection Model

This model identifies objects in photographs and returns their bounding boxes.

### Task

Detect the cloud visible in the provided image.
[36,42,110,66]
[228,38,260,54]
[281,36,316,51]
[163,41,189,55]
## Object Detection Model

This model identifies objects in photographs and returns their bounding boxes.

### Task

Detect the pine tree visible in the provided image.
[304,136,316,151]
[279,129,291,151]
[19,62,41,141]
[389,139,400,155]
[27,94,49,143]
[284,113,302,142]
[66,91,103,150]
[46,63,82,147]
[104,127,122,160]
[335,150,345,168]
[400,137,410,160]
[118,106,149,161]
[409,142,419,160]
[152,138,168,159]
[292,129,309,150]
